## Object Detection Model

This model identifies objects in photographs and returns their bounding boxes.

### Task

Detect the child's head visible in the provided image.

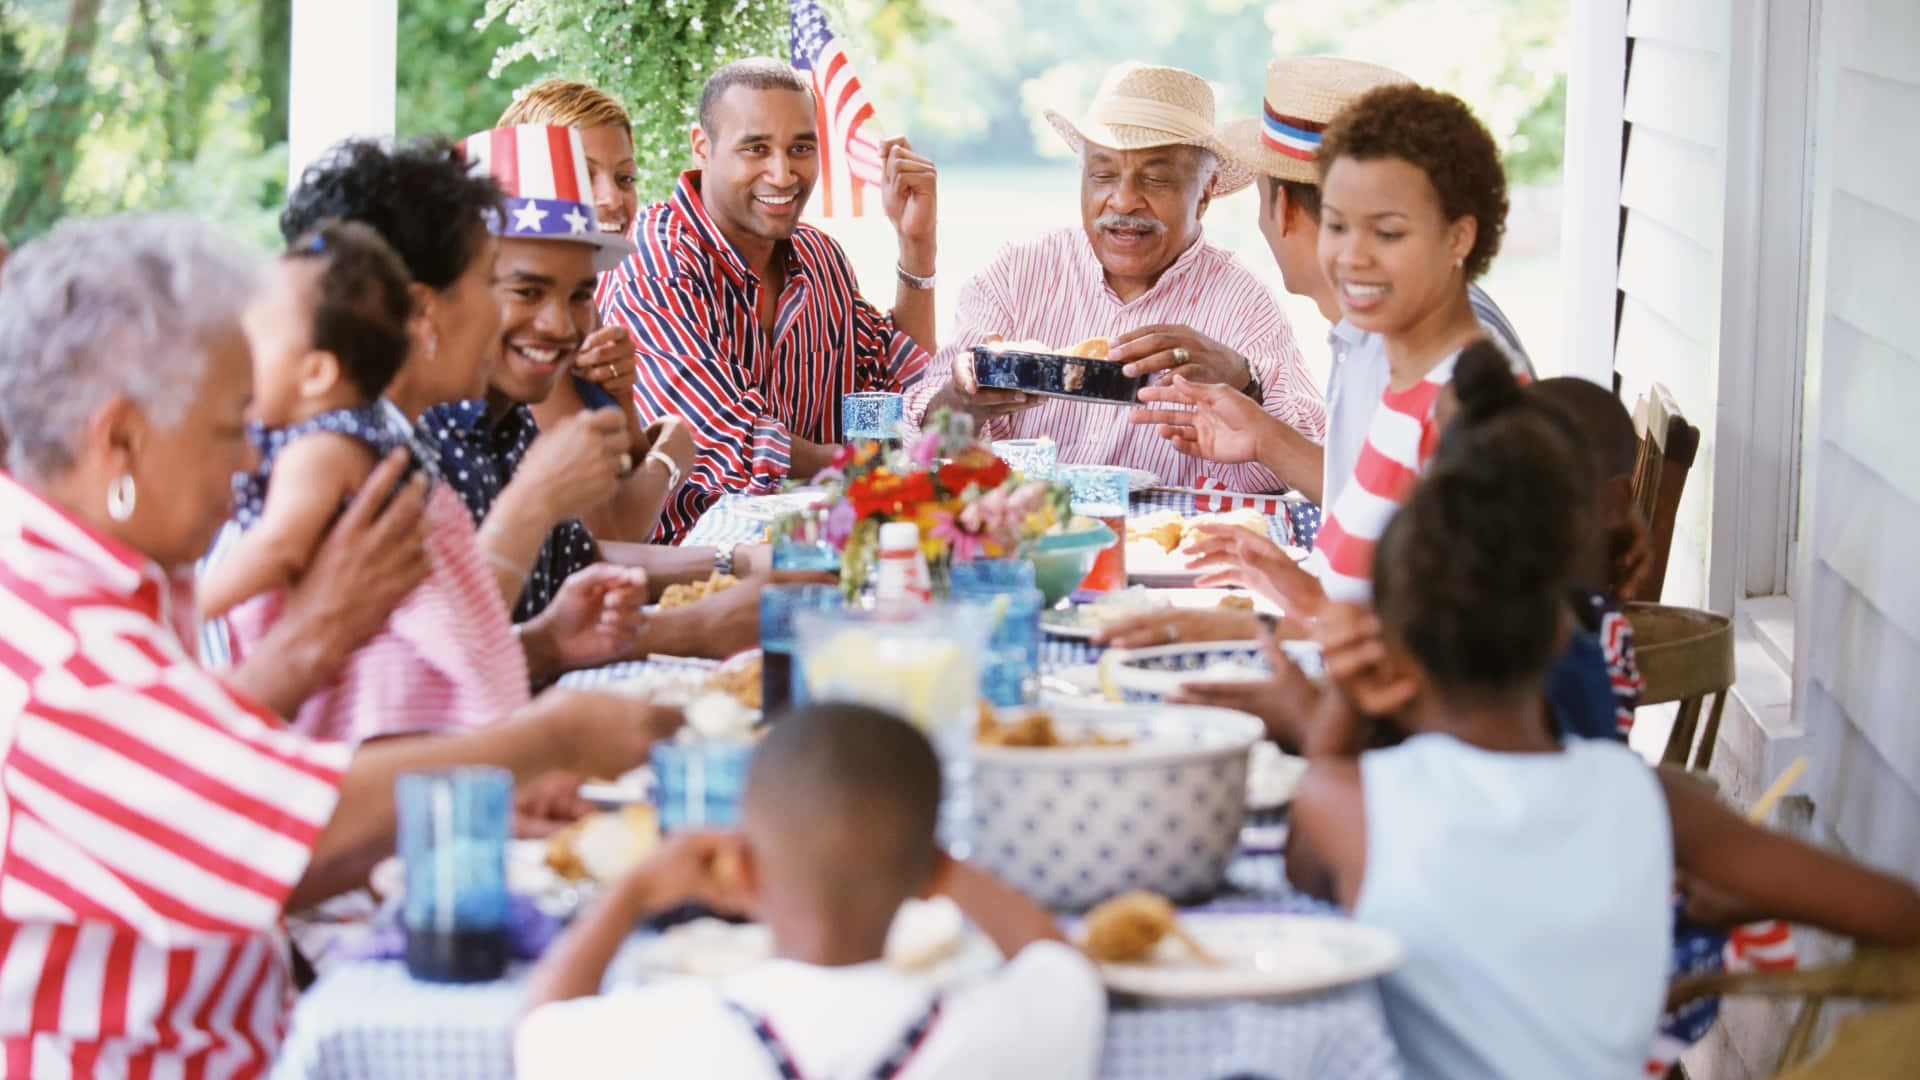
[1375,346,1587,713]
[1527,376,1644,597]
[739,703,943,958]
[242,219,414,429]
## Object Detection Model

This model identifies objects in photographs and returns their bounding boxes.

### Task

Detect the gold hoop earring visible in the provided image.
[106,474,137,522]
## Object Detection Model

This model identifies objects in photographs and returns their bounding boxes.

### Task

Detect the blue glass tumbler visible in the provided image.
[759,583,845,716]
[651,739,756,832]
[1062,465,1132,593]
[397,767,512,983]
[949,559,1044,707]
[991,438,1059,481]
[842,391,905,443]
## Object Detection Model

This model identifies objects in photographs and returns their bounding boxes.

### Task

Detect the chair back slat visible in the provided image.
[1627,603,1734,771]
[1631,384,1701,603]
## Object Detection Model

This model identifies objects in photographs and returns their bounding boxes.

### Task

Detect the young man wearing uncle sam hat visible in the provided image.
[1128,56,1531,508]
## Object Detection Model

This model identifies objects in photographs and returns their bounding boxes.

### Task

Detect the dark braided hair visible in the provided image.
[282,219,413,400]
[281,136,501,292]
[1373,341,1590,698]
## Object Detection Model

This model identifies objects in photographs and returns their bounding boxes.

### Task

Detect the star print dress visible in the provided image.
[223,402,531,743]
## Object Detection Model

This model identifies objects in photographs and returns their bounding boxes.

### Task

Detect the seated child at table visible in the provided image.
[514,703,1106,1080]
[1284,384,1920,1080]
[203,219,533,742]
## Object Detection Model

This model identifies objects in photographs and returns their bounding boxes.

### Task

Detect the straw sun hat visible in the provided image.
[1045,62,1255,196]
[1218,56,1411,185]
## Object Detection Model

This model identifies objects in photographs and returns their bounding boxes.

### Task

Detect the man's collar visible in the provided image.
[1077,227,1211,303]
[671,171,809,289]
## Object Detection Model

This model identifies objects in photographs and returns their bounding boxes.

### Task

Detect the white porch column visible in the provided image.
[286,0,397,188]
[1559,0,1629,386]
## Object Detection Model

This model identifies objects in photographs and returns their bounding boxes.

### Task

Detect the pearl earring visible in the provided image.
[106,474,137,522]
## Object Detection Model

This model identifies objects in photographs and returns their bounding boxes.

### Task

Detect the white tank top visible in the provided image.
[1354,733,1672,1079]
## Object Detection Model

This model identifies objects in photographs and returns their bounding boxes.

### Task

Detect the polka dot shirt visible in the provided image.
[418,399,598,623]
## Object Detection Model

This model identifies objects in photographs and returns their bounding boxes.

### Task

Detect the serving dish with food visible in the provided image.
[1038,586,1276,640]
[970,336,1143,406]
[1080,899,1405,1001]
[1102,639,1326,704]
[1125,508,1307,586]
[968,702,1262,910]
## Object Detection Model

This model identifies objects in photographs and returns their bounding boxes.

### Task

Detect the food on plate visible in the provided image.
[1127,508,1270,556]
[984,335,1111,360]
[1082,889,1219,965]
[704,653,762,710]
[659,572,738,610]
[1216,594,1255,612]
[545,803,660,883]
[975,706,1131,748]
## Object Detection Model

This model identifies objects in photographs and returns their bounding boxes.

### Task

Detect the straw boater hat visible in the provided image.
[1219,56,1411,185]
[1044,62,1255,196]
[457,124,638,273]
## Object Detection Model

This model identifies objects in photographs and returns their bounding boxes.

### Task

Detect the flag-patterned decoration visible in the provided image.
[790,0,886,218]
[457,123,635,271]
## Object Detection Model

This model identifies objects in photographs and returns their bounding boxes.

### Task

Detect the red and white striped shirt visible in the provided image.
[598,171,930,542]
[0,474,350,1078]
[903,228,1325,489]
[1304,355,1457,604]
[224,483,529,744]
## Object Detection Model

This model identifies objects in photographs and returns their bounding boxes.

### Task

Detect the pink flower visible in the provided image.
[908,430,943,470]
[931,510,987,562]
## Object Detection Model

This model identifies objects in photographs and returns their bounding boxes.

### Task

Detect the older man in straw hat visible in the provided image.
[905,61,1324,491]
[1129,56,1531,507]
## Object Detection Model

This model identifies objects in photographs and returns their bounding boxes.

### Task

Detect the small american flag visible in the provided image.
[790,0,886,218]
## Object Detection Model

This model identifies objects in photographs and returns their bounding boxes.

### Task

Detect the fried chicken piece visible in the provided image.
[659,572,740,610]
[1083,889,1218,965]
[1216,594,1255,612]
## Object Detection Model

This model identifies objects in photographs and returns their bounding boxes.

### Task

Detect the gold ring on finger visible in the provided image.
[1173,347,1190,365]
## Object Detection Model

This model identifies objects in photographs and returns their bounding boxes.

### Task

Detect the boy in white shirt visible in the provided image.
[515,702,1106,1079]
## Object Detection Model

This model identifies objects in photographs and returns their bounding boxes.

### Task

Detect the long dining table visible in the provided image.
[271,490,1405,1080]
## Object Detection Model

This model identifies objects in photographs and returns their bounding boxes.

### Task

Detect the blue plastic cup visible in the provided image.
[759,584,845,715]
[651,740,756,832]
[949,559,1044,707]
[841,391,905,442]
[397,767,512,983]
[991,438,1059,481]
[772,537,842,573]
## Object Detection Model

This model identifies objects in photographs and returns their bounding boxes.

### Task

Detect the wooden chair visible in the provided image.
[1627,602,1734,771]
[1631,384,1701,604]
[1666,944,1920,1076]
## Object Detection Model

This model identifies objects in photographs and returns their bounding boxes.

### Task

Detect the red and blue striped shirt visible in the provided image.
[597,171,929,542]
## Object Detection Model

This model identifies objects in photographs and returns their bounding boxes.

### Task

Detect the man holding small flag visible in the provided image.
[598,26,939,543]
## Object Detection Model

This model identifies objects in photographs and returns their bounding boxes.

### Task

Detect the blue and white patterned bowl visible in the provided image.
[1105,639,1325,704]
[970,702,1262,910]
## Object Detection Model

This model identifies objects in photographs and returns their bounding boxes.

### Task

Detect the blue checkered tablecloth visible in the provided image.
[272,850,1400,1080]
[683,489,1323,551]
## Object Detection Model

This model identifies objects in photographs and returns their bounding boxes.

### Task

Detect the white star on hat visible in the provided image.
[511,202,549,233]
[562,206,591,234]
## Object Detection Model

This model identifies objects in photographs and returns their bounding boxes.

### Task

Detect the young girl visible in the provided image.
[1284,369,1920,1078]
[205,219,531,741]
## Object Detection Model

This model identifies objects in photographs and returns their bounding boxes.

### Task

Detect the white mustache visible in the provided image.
[1095,213,1165,234]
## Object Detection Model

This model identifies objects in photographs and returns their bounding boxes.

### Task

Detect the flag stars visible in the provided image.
[562,206,591,234]
[511,201,549,233]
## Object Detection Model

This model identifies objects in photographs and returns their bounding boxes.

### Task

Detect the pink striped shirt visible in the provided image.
[225,483,529,744]
[0,474,351,1079]
[903,228,1326,489]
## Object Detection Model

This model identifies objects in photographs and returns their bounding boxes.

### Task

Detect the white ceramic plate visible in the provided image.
[1093,913,1403,1000]
[727,488,829,523]
[1124,468,1159,492]
[1039,587,1280,639]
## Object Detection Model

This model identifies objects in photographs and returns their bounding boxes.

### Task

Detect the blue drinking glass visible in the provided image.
[991,438,1058,481]
[772,537,842,573]
[651,739,756,832]
[758,584,844,715]
[397,767,512,983]
[949,559,1044,707]
[841,391,905,442]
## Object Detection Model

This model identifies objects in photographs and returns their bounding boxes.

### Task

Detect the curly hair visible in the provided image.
[281,136,501,292]
[500,78,633,133]
[1315,84,1508,280]
[283,219,414,401]
[1373,342,1586,699]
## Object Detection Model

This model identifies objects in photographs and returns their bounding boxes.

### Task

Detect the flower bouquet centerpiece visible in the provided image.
[771,409,1086,600]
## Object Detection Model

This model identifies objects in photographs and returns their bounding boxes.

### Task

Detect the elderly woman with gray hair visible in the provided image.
[0,215,673,1075]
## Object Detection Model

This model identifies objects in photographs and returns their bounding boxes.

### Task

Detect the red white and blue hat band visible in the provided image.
[1261,105,1327,162]
[459,123,637,273]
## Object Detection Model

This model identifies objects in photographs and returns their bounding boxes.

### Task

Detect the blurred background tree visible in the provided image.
[0,0,1567,236]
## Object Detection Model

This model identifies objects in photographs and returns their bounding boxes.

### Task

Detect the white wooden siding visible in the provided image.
[1798,0,1920,870]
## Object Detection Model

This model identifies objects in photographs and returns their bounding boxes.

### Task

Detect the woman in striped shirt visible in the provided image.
[0,216,678,1078]
[1188,83,1515,615]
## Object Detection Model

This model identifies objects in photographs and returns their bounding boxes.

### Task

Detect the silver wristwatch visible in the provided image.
[714,541,739,577]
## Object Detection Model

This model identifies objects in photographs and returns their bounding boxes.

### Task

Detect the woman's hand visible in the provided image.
[1184,523,1324,619]
[1092,607,1264,649]
[641,416,697,485]
[521,564,649,675]
[515,409,630,522]
[1128,375,1274,464]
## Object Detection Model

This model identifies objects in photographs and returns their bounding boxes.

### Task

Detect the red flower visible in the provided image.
[937,448,1011,497]
[848,469,937,520]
